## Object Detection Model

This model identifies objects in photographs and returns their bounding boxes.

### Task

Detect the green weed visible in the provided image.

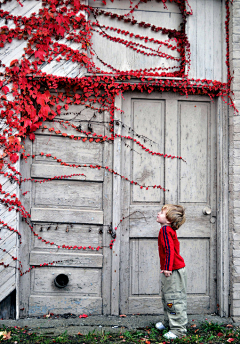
[0,322,240,343]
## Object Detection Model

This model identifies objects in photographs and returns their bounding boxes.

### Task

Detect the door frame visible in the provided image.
[216,97,229,317]
[111,93,229,317]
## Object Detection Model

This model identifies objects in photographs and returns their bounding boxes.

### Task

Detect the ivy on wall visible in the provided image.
[0,0,235,275]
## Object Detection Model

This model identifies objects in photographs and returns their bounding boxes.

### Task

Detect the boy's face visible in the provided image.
[157,208,171,226]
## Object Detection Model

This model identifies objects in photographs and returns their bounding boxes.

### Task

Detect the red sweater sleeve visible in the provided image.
[162,226,175,271]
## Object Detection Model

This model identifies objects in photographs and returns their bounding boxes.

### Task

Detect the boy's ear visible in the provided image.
[165,216,171,225]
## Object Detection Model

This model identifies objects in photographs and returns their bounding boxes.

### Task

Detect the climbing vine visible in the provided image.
[0,0,236,275]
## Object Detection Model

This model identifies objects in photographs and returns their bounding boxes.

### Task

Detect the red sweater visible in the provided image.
[158,225,185,271]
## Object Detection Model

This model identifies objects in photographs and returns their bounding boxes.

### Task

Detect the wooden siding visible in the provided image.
[0,0,227,316]
[89,0,182,74]
[19,103,113,316]
[0,0,225,81]
[0,165,19,309]
[187,0,226,82]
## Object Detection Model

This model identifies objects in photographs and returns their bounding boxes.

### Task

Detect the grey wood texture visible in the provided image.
[186,0,225,82]
[31,224,102,250]
[0,174,19,305]
[216,98,229,317]
[101,110,113,315]
[89,0,182,74]
[0,232,17,301]
[111,95,122,315]
[19,102,113,316]
[28,295,102,316]
[31,267,102,295]
[89,0,224,81]
[19,139,32,318]
[31,208,103,224]
[30,252,103,267]
[0,0,225,81]
[119,92,217,315]
[31,164,104,182]
[1,0,227,316]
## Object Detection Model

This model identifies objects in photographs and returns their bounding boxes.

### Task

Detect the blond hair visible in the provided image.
[162,204,186,230]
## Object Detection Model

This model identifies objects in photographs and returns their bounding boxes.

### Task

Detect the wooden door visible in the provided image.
[119,92,217,315]
[19,105,113,317]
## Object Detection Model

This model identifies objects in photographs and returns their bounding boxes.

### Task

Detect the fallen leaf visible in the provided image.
[0,331,11,340]
[217,332,224,337]
[191,324,196,327]
[77,332,83,336]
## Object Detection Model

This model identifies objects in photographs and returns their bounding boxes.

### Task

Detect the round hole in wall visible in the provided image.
[54,274,69,288]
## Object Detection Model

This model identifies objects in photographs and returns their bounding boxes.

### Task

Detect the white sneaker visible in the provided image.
[155,322,166,330]
[163,331,178,340]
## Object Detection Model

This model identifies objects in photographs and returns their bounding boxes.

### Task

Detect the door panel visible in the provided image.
[19,104,112,316]
[120,92,217,315]
[131,100,164,203]
[178,102,209,203]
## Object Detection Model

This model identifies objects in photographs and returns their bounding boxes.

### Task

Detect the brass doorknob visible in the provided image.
[202,207,211,215]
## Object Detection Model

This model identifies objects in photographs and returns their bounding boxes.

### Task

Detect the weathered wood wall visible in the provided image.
[187,0,226,81]
[0,0,229,317]
[90,0,226,82]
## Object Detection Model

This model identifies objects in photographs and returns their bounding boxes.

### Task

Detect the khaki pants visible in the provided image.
[161,267,188,337]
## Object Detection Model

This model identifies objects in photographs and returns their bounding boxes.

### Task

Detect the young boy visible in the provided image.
[156,204,187,340]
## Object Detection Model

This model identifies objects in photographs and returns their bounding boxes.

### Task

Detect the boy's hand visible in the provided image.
[161,270,172,277]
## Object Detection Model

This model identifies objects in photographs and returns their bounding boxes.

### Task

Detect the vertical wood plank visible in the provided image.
[102,109,113,315]
[15,215,20,319]
[138,240,160,295]
[205,0,214,80]
[209,99,218,315]
[217,97,229,316]
[119,93,132,315]
[196,0,205,79]
[19,139,32,318]
[165,96,178,203]
[187,0,223,81]
[221,0,227,83]
[178,102,209,203]
[131,240,139,295]
[111,94,122,315]
[213,0,223,81]
[186,0,197,79]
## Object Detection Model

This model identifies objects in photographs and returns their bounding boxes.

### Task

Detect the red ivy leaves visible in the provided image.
[0,0,237,275]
